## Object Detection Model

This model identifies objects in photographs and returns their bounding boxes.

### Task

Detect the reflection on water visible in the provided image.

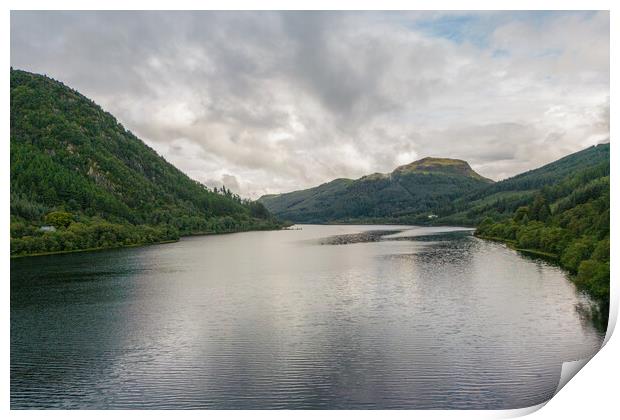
[11,225,604,409]
[317,229,405,245]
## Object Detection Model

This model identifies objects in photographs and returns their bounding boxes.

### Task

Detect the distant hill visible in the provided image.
[10,69,279,256]
[259,157,493,223]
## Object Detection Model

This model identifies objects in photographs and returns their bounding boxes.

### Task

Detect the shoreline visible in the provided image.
[10,239,180,259]
[474,232,608,330]
[285,220,477,228]
[473,233,558,260]
[11,225,286,259]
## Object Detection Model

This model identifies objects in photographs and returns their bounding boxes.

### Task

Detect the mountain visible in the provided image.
[437,143,610,225]
[259,157,494,223]
[10,69,279,256]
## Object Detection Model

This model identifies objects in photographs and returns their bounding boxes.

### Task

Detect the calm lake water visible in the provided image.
[11,225,604,409]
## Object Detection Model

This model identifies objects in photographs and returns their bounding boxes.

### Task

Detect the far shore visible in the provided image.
[11,225,286,259]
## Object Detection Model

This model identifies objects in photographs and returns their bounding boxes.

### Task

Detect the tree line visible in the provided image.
[476,166,609,312]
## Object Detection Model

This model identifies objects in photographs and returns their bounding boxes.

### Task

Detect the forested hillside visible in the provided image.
[259,157,493,223]
[437,143,610,225]
[10,69,280,256]
[474,143,609,311]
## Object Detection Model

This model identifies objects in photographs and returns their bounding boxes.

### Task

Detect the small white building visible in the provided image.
[39,225,57,232]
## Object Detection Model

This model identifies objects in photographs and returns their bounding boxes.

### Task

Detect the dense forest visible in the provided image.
[259,157,493,223]
[10,69,281,257]
[474,150,609,312]
[443,144,609,315]
[436,143,610,225]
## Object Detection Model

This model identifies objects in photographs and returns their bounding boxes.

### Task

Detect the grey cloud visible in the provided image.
[221,174,241,194]
[204,174,242,194]
[11,11,609,198]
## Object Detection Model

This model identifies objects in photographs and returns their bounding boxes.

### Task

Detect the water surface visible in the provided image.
[11,225,604,409]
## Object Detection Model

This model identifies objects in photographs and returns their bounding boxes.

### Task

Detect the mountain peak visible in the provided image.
[393,157,494,183]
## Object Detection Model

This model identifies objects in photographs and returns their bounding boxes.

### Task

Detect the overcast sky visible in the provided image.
[11,11,609,198]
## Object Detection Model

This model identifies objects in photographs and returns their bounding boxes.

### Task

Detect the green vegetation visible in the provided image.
[259,158,493,223]
[437,143,610,225]
[475,151,610,312]
[393,157,494,182]
[10,69,281,257]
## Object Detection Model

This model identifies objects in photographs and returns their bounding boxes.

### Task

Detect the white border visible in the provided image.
[3,1,616,419]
